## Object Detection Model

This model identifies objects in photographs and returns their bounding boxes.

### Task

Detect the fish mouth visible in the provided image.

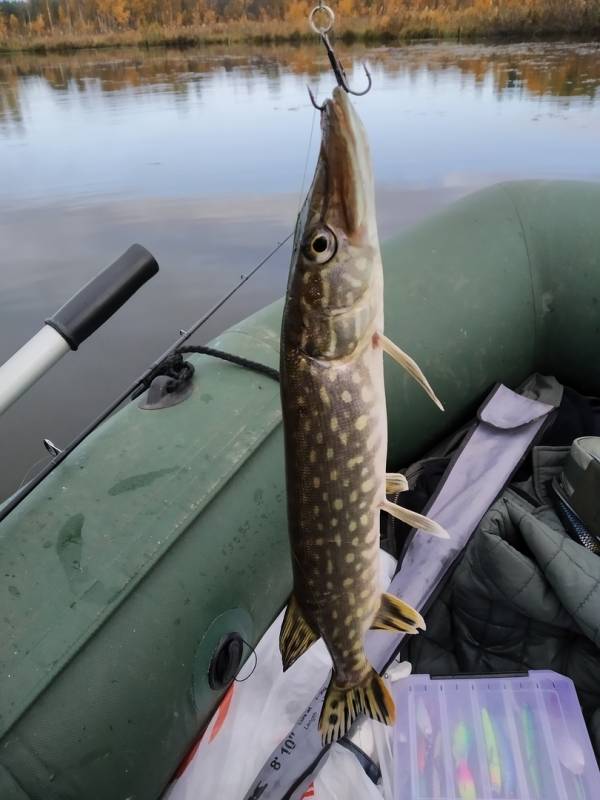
[319,87,372,237]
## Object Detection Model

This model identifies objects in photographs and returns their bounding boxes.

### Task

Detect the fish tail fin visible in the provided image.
[371,591,426,634]
[279,594,319,671]
[319,667,396,745]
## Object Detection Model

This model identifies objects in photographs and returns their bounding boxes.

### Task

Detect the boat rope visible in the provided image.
[133,352,195,398]
[133,345,279,401]
[179,346,280,382]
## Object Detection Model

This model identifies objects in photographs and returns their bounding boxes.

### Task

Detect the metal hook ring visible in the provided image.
[309,4,335,34]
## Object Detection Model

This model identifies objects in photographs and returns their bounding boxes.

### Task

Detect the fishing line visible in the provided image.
[296,106,317,216]
[16,453,53,491]
[174,232,293,350]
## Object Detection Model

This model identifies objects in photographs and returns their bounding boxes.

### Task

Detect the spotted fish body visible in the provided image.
[279,88,445,744]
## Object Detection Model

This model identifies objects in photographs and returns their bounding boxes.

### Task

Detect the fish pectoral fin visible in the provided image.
[279,594,319,672]
[381,498,449,539]
[385,472,409,494]
[378,332,444,412]
[371,592,425,634]
[319,667,396,745]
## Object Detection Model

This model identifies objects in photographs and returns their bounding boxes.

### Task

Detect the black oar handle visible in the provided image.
[45,244,159,350]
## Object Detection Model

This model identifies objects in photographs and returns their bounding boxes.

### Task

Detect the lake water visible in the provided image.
[1,40,600,499]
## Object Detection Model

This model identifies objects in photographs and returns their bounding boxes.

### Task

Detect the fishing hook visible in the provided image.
[308,85,325,111]
[307,5,372,110]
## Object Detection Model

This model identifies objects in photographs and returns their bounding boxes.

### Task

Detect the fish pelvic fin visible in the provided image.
[319,667,396,745]
[279,594,319,671]
[381,498,449,539]
[378,332,444,412]
[385,472,409,494]
[371,591,426,634]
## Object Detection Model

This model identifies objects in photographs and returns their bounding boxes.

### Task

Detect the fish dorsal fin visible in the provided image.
[279,594,319,671]
[370,592,426,634]
[319,667,396,744]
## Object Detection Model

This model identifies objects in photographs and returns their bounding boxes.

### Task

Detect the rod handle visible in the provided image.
[45,244,159,350]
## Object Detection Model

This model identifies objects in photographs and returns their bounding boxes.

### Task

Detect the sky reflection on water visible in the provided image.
[0,40,599,498]
[1,41,600,201]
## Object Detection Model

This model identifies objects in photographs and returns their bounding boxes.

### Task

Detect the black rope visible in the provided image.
[130,352,195,400]
[178,346,280,383]
[131,345,279,400]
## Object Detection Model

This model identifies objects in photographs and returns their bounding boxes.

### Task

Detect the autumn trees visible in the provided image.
[1,0,599,43]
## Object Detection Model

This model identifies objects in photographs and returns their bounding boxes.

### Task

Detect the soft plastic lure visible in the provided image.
[574,774,588,800]
[521,705,543,797]
[416,699,433,795]
[452,720,471,762]
[495,715,518,797]
[432,731,443,796]
[453,721,477,800]
[456,761,477,800]
[417,735,428,773]
[546,692,588,799]
[417,697,433,738]
[481,707,502,795]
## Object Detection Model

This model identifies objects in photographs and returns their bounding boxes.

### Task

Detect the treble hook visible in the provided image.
[307,5,372,110]
[308,85,325,111]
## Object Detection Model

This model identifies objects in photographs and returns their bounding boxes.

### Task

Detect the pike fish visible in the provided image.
[279,87,447,745]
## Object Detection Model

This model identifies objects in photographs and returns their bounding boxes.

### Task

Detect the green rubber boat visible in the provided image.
[1,179,600,800]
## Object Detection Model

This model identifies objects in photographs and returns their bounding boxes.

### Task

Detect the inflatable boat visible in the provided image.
[1,179,600,800]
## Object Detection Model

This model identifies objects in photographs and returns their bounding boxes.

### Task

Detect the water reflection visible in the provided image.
[3,40,600,203]
[1,40,600,499]
[421,42,600,100]
[1,41,600,131]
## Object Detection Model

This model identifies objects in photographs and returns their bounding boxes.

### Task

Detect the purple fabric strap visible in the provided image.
[243,384,554,800]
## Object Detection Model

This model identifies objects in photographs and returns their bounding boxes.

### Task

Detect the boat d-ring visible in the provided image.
[191,608,254,708]
[309,4,335,34]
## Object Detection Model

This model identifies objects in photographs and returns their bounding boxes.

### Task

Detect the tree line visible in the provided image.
[1,0,599,42]
[3,0,310,33]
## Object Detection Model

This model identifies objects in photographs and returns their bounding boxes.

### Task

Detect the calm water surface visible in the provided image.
[1,40,600,498]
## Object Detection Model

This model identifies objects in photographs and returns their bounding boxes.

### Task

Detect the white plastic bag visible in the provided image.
[164,612,332,800]
[165,550,399,800]
[311,742,384,800]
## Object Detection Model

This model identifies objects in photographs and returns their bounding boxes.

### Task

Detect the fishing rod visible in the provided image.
[0,233,292,523]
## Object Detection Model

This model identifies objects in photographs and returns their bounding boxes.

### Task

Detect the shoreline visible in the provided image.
[1,20,599,56]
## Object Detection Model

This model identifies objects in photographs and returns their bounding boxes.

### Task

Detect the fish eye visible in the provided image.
[304,227,337,264]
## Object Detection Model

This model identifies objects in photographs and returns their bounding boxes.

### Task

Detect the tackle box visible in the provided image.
[392,670,600,800]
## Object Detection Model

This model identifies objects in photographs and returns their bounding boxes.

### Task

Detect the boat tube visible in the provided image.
[1,179,599,800]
